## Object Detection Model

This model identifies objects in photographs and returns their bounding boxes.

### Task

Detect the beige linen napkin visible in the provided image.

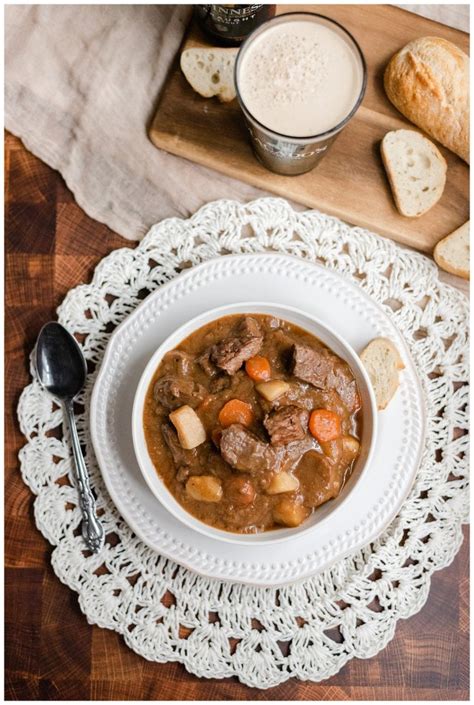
[5,4,268,240]
[396,4,469,32]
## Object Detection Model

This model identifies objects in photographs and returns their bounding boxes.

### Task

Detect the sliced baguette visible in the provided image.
[434,221,470,279]
[381,129,447,217]
[180,47,238,103]
[360,338,405,411]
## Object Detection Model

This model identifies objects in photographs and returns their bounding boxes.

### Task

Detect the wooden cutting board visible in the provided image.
[149,4,469,254]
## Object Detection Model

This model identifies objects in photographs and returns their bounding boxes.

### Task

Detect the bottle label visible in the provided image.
[201,5,264,27]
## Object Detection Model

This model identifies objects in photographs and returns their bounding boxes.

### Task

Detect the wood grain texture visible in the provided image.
[5,131,469,700]
[150,4,469,253]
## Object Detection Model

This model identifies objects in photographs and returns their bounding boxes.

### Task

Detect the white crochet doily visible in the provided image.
[18,198,469,688]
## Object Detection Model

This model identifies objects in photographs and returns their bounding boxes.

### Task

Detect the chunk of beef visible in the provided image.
[330,368,361,414]
[210,316,263,375]
[291,344,333,389]
[211,336,261,375]
[220,424,278,473]
[209,374,231,394]
[162,350,194,376]
[264,405,309,445]
[161,423,199,469]
[154,376,206,410]
[239,316,263,339]
[290,344,360,413]
[220,423,311,476]
[198,349,219,377]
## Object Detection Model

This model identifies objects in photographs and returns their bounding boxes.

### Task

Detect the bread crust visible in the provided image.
[384,37,469,163]
[433,221,470,279]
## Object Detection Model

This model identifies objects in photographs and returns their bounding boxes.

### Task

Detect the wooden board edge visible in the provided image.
[148,128,446,254]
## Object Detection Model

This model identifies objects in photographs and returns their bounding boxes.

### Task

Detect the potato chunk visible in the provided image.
[255,380,290,402]
[169,405,206,449]
[267,471,299,495]
[342,434,360,458]
[273,498,309,527]
[186,476,223,502]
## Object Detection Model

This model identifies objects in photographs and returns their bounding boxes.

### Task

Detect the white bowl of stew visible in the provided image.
[132,302,377,545]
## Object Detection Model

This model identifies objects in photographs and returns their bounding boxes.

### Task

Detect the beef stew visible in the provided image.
[143,314,362,533]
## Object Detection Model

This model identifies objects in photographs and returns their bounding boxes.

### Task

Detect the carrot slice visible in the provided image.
[245,356,271,382]
[218,399,254,428]
[309,409,342,442]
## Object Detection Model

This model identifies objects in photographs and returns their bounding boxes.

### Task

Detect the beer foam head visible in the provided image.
[237,17,364,137]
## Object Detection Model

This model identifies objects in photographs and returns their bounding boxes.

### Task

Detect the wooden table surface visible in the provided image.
[5,131,469,701]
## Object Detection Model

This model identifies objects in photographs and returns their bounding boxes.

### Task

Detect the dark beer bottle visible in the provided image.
[195,5,276,46]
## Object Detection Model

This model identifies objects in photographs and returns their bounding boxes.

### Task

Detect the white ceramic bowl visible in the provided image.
[132,302,378,545]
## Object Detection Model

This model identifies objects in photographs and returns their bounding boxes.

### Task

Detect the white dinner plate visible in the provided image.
[90,254,425,586]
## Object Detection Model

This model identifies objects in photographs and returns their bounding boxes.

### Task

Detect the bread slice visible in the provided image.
[360,338,405,411]
[381,129,447,217]
[180,47,238,103]
[434,221,470,279]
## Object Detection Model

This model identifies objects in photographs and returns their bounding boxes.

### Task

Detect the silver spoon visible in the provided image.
[35,322,105,553]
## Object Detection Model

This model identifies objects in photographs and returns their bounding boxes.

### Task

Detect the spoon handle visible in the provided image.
[64,400,105,553]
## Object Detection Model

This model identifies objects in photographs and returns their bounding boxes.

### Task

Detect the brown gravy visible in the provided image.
[143,314,362,533]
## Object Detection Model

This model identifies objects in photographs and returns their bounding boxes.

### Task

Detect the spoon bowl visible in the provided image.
[36,322,87,399]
